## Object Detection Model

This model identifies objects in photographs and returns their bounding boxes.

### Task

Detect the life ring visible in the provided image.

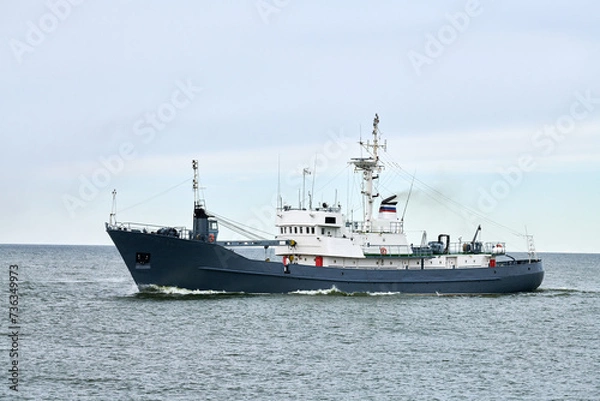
[380,247,388,256]
[492,243,504,254]
[208,234,215,243]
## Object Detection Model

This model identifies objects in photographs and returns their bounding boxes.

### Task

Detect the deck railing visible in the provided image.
[362,241,506,256]
[346,221,404,234]
[107,221,193,240]
[107,222,288,247]
[108,221,507,257]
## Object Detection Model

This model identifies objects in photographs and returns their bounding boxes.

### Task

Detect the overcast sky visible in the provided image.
[1,1,599,253]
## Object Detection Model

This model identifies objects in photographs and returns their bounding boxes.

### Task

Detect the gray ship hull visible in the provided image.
[108,228,544,294]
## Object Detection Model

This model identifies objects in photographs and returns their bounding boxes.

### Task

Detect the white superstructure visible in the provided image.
[274,114,505,270]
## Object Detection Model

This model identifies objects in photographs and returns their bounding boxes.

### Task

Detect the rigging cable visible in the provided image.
[377,151,524,237]
[117,178,192,214]
[207,210,273,240]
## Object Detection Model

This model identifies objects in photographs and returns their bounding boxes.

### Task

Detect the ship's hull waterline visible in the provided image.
[108,229,544,294]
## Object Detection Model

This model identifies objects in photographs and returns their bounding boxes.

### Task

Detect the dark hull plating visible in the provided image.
[108,229,544,294]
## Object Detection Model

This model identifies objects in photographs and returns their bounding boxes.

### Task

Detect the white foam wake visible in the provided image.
[289,286,343,295]
[139,285,230,295]
[290,286,402,296]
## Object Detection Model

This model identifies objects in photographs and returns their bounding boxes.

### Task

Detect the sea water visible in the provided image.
[0,245,598,400]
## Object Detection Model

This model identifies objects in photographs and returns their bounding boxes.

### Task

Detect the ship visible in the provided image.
[106,114,544,294]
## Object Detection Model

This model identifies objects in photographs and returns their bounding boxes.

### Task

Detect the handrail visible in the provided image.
[107,221,508,256]
[362,241,507,256]
[106,221,192,240]
[346,220,404,234]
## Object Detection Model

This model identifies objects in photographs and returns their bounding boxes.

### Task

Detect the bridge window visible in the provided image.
[325,217,336,224]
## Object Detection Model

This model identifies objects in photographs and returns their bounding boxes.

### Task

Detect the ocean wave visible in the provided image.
[535,287,599,296]
[289,286,345,296]
[133,285,248,299]
[289,287,405,297]
[142,285,228,295]
[128,285,590,299]
[37,278,131,284]
[367,291,403,296]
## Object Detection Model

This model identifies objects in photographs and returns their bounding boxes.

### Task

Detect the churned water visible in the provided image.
[0,245,598,400]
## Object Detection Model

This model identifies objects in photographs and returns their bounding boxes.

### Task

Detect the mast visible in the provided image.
[109,189,117,225]
[351,113,386,232]
[192,159,202,209]
[192,159,214,241]
[277,154,282,211]
[301,167,311,209]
